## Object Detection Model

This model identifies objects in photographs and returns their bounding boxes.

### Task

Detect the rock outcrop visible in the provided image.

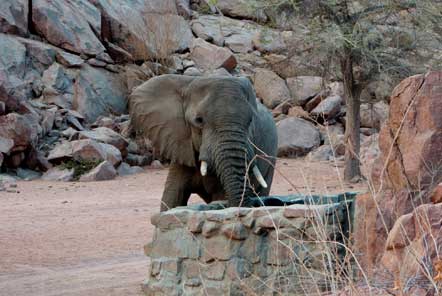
[353,72,442,288]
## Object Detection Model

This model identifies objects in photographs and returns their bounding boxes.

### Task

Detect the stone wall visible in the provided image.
[143,194,356,295]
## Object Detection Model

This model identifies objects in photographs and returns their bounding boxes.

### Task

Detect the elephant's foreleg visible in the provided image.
[160,164,193,212]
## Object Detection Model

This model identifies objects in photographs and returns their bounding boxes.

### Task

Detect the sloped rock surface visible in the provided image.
[376,71,442,192]
[73,65,127,122]
[93,0,192,60]
[0,0,28,36]
[0,34,29,112]
[32,0,105,55]
[190,38,237,71]
[354,72,442,279]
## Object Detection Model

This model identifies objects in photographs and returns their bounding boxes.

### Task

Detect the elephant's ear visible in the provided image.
[237,76,258,110]
[129,75,197,167]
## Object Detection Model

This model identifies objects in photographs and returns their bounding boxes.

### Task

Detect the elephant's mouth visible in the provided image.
[199,159,267,188]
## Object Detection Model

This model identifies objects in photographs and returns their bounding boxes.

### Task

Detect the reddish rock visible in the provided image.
[385,213,415,250]
[190,38,237,72]
[380,203,442,294]
[376,72,442,192]
[355,72,442,276]
[430,183,442,204]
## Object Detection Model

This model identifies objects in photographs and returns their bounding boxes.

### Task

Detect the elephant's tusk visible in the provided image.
[252,165,268,188]
[200,161,208,176]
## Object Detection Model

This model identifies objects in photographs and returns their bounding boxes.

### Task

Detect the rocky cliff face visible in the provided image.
[353,72,442,295]
[0,0,435,184]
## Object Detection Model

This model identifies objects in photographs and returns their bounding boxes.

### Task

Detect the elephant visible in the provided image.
[129,74,277,211]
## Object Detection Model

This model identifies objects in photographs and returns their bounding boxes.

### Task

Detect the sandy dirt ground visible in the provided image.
[0,158,367,296]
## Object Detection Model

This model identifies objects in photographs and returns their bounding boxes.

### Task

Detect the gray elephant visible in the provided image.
[129,74,277,211]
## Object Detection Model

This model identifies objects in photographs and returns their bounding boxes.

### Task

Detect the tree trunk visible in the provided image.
[341,52,361,182]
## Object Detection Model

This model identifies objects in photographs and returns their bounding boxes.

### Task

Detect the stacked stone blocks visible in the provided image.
[144,196,354,295]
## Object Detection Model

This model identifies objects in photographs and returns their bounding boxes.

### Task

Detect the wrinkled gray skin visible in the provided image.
[129,74,277,211]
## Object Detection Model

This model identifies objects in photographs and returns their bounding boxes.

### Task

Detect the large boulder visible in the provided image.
[380,203,442,295]
[0,0,28,36]
[286,76,324,106]
[47,139,122,166]
[376,72,442,192]
[72,139,122,166]
[93,0,192,60]
[253,68,291,109]
[41,167,75,182]
[354,72,442,277]
[0,34,29,112]
[0,113,38,153]
[252,30,290,54]
[79,127,128,154]
[41,63,75,109]
[310,95,342,120]
[144,14,193,59]
[215,0,267,22]
[18,38,57,75]
[190,38,237,72]
[79,160,117,181]
[32,0,105,56]
[191,15,225,47]
[276,117,320,157]
[73,65,127,122]
[191,15,289,54]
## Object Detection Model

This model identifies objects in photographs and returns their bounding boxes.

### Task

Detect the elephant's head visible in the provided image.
[129,74,269,207]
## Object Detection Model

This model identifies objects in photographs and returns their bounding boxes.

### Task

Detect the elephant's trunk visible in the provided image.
[213,127,255,207]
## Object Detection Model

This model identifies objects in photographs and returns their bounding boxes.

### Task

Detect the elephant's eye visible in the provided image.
[194,116,204,126]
